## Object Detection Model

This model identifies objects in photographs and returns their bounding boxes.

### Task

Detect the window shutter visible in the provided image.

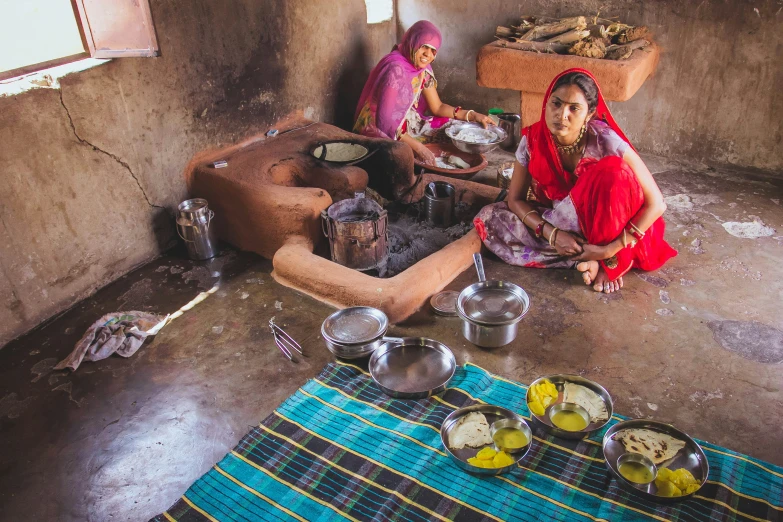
[74,0,160,58]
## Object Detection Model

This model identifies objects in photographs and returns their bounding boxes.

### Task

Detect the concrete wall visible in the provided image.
[398,0,783,172]
[0,0,395,347]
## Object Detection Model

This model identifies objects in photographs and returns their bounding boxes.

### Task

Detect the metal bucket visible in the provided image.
[498,113,521,152]
[321,198,388,271]
[424,181,455,227]
[176,198,219,260]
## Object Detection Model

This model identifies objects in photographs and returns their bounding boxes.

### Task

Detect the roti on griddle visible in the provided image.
[448,412,493,449]
[616,429,686,464]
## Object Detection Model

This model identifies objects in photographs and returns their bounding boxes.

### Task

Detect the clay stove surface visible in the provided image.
[185,117,501,323]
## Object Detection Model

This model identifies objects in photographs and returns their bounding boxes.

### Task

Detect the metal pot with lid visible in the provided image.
[457,253,530,347]
[321,306,402,359]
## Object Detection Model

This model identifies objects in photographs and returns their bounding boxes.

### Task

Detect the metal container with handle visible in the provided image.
[176,198,219,260]
[321,198,388,271]
[457,253,530,347]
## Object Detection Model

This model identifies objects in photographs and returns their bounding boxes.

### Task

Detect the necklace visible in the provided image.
[553,123,586,155]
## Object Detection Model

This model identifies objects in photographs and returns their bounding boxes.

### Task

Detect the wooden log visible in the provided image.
[545,28,590,45]
[618,25,652,44]
[569,37,607,59]
[586,24,608,39]
[496,39,570,55]
[605,39,649,60]
[519,16,586,41]
[496,26,516,39]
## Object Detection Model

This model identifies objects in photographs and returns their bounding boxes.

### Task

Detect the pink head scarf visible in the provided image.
[353,21,442,139]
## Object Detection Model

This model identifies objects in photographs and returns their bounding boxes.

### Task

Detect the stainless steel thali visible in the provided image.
[441,404,531,475]
[526,374,613,440]
[369,338,456,400]
[603,419,709,502]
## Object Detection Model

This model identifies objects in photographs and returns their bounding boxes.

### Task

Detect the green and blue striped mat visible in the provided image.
[154,362,783,521]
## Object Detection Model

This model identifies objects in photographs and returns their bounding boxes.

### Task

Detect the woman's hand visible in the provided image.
[553,230,584,256]
[412,141,436,165]
[471,112,494,129]
[571,243,611,261]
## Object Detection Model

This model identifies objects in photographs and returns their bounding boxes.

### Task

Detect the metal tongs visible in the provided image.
[269,319,304,361]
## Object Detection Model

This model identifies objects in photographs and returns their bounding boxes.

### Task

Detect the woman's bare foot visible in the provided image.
[592,267,624,293]
[576,261,599,286]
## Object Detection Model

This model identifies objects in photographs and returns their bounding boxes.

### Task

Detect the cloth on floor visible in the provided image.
[153,362,783,522]
[55,311,166,371]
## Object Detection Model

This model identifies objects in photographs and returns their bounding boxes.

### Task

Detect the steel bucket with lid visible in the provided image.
[321,198,388,271]
[457,253,530,347]
[176,198,219,260]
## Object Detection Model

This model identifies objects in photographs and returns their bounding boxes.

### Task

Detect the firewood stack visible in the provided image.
[494,15,652,60]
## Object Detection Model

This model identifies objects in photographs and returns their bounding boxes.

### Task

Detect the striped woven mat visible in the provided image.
[154,362,783,521]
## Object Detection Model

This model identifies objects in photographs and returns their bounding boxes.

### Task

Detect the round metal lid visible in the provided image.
[322,306,388,345]
[430,291,459,316]
[461,286,526,325]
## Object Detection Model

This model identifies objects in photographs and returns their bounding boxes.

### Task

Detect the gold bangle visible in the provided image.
[520,210,538,227]
[466,110,475,122]
[622,229,628,248]
[548,227,560,247]
[629,221,645,238]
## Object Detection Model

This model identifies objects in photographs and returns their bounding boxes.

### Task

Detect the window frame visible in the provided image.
[73,0,160,59]
[0,0,159,82]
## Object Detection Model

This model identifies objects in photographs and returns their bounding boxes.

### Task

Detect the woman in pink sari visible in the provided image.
[474,69,676,293]
[353,20,493,165]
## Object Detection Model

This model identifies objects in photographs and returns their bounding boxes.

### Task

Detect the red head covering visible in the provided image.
[523,68,634,205]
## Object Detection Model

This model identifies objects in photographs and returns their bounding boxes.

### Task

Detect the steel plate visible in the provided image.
[369,338,455,399]
[603,419,709,502]
[441,404,531,475]
[526,374,613,440]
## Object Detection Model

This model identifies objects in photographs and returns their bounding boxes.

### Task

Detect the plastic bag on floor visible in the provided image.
[54,311,168,371]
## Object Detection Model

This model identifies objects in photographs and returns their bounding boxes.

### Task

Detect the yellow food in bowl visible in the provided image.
[492,427,529,450]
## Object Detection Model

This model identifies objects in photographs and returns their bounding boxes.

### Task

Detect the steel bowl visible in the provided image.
[547,402,591,432]
[445,122,507,154]
[616,452,658,486]
[490,418,532,454]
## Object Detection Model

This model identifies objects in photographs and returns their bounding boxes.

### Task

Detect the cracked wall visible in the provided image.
[398,0,783,173]
[0,0,395,347]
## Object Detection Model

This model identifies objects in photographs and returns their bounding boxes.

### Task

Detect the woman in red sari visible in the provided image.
[474,68,676,293]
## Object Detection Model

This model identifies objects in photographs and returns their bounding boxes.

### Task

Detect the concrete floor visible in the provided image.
[1,153,781,521]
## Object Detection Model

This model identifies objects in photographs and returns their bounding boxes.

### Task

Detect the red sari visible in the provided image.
[523,68,676,281]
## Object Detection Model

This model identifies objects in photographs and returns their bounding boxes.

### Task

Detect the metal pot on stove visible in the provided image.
[321,197,388,271]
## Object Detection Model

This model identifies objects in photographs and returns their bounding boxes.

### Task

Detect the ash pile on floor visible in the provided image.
[376,200,476,278]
